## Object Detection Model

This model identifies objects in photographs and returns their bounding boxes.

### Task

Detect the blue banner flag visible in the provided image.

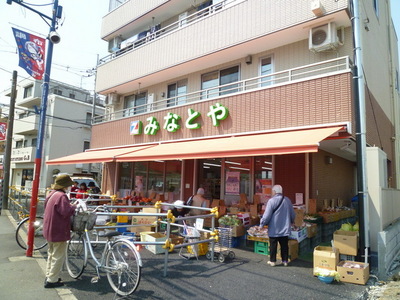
[12,27,46,80]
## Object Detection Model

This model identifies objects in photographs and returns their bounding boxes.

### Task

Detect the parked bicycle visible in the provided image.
[15,214,47,251]
[65,206,142,296]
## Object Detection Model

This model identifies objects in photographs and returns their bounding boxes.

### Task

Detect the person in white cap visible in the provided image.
[259,184,295,267]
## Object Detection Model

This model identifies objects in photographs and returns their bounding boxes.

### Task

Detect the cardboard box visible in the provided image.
[169,234,184,245]
[131,207,158,226]
[142,232,167,254]
[289,227,307,243]
[307,198,317,214]
[249,205,258,217]
[231,224,245,237]
[294,207,305,227]
[237,212,250,226]
[337,261,370,285]
[313,246,339,275]
[130,225,153,234]
[277,239,299,261]
[306,223,318,238]
[333,230,358,256]
[249,216,260,226]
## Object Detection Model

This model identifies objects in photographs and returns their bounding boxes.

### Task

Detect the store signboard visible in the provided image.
[130,102,229,136]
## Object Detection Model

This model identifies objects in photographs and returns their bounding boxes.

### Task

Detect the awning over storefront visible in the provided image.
[46,145,153,165]
[115,126,343,161]
[46,126,343,165]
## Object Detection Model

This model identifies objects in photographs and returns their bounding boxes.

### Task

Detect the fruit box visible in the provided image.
[277,239,298,261]
[337,261,370,285]
[333,230,358,256]
[313,246,339,275]
[141,232,167,254]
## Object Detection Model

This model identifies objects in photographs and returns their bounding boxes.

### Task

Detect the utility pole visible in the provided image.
[0,70,17,214]
[6,0,63,257]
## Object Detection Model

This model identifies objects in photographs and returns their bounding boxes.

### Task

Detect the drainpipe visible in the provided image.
[352,0,370,263]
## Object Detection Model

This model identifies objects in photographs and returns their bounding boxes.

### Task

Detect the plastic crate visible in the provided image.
[116,222,128,233]
[254,241,269,255]
[339,254,356,261]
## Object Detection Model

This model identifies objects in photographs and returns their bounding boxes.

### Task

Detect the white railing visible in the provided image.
[93,56,352,124]
[99,0,241,65]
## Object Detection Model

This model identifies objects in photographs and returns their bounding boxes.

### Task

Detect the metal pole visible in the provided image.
[1,70,17,213]
[352,0,370,263]
[26,0,59,257]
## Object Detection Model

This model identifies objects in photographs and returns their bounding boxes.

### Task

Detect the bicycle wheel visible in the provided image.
[15,216,47,250]
[106,240,141,296]
[65,232,87,279]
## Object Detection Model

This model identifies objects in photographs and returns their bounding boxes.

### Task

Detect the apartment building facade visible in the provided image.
[48,0,400,261]
[5,78,104,189]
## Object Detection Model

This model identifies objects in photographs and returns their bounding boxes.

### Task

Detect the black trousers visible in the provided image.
[269,236,289,262]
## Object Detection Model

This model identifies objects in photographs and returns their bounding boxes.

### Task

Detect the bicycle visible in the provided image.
[15,215,47,251]
[65,207,142,296]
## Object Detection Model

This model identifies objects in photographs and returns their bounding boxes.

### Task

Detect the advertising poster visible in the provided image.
[225,171,240,195]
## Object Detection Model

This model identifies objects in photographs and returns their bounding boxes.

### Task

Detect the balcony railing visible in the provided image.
[99,0,243,65]
[93,56,352,124]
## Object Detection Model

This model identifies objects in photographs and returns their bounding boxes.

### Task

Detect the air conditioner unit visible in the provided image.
[105,93,120,106]
[309,22,339,52]
[108,36,122,53]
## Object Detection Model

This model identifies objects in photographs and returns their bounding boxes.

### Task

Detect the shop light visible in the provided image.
[264,161,272,165]
[225,160,241,165]
[203,166,211,169]
[230,166,250,171]
[155,160,165,163]
[262,167,272,170]
[204,163,221,167]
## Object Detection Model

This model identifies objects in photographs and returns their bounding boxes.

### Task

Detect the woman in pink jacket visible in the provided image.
[43,174,77,288]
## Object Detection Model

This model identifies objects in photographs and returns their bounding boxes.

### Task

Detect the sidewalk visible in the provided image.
[0,210,76,300]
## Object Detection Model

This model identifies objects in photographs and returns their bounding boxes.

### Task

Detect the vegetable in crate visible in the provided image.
[218,215,241,226]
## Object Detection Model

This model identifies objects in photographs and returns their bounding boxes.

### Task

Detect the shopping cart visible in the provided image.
[206,227,235,263]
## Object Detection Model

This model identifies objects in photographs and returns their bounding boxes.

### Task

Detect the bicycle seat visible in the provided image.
[100,231,121,239]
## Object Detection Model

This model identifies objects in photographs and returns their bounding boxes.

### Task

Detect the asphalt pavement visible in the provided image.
[0,209,372,300]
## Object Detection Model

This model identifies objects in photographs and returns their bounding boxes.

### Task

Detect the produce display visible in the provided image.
[247,226,268,238]
[340,262,365,269]
[340,221,359,231]
[218,215,242,226]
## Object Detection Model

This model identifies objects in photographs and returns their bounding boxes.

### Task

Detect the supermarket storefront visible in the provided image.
[47,126,347,206]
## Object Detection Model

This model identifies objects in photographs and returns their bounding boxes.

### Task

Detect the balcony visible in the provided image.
[91,57,354,149]
[96,0,350,94]
[94,57,352,123]
[11,147,35,163]
[13,114,39,135]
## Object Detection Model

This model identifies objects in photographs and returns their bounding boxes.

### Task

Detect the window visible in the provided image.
[373,0,379,18]
[124,92,147,116]
[396,70,399,92]
[15,140,23,148]
[69,93,76,99]
[260,56,273,87]
[23,140,28,148]
[167,79,187,107]
[54,89,62,95]
[23,85,33,98]
[201,66,239,99]
[83,141,90,151]
[86,112,92,125]
[31,138,37,147]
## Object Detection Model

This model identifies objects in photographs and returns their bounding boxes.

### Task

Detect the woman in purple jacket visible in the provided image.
[43,174,77,288]
[260,184,295,267]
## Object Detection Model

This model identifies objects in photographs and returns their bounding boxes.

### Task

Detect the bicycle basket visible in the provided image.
[72,211,97,232]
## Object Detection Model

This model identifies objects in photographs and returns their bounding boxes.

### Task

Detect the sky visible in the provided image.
[0,0,109,103]
[0,0,399,106]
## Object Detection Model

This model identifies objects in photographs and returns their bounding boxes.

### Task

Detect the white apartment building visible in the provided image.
[5,78,104,189]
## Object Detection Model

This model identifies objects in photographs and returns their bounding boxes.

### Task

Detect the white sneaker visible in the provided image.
[283,262,288,267]
[267,261,276,267]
